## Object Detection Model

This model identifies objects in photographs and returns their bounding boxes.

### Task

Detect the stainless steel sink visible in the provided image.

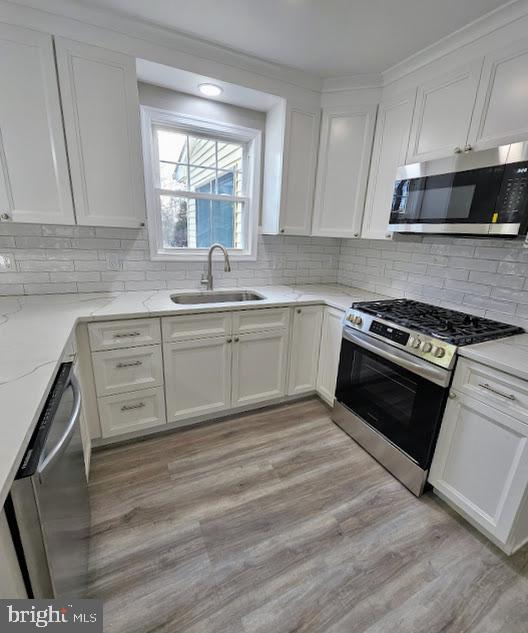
[170,290,266,305]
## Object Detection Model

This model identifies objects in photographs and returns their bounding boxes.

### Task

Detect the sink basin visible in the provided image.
[170,290,266,305]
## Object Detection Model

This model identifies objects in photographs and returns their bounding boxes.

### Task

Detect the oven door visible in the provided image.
[335,329,450,469]
[389,164,506,234]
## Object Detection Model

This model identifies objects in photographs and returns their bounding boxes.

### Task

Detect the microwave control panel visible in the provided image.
[496,161,528,220]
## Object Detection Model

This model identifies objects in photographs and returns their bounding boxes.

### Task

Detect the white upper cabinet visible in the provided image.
[55,37,146,228]
[312,105,377,239]
[469,38,528,150]
[0,23,74,225]
[262,104,320,236]
[362,90,416,240]
[406,59,483,163]
[279,107,320,235]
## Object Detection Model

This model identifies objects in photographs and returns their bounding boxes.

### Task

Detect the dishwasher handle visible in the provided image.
[37,373,81,478]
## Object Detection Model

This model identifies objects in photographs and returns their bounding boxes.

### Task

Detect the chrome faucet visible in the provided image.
[201,243,231,290]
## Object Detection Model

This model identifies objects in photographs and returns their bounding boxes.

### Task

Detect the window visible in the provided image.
[141,107,261,260]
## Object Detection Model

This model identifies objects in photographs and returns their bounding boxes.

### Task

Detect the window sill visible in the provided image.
[150,250,257,262]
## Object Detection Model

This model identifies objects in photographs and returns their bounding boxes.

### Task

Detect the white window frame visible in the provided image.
[141,106,261,261]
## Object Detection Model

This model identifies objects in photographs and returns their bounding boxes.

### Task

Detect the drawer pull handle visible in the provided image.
[121,402,145,412]
[114,332,141,338]
[116,360,143,369]
[478,383,516,401]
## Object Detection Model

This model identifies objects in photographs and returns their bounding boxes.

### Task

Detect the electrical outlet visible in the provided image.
[0,253,14,271]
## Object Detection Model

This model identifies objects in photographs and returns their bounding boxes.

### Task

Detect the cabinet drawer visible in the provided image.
[98,387,166,438]
[162,312,231,342]
[92,345,163,396]
[234,308,290,334]
[88,318,161,351]
[454,358,528,423]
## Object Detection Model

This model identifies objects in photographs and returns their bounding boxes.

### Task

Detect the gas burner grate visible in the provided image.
[352,299,524,345]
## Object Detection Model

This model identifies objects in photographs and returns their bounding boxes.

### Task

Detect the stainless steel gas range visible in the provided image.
[332,299,523,496]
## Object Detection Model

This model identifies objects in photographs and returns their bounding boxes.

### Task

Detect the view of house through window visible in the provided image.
[155,127,246,251]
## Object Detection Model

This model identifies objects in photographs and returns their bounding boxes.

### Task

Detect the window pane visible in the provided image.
[218,142,243,167]
[188,136,216,168]
[159,162,188,190]
[160,195,243,250]
[160,195,194,248]
[157,129,187,163]
[189,166,217,193]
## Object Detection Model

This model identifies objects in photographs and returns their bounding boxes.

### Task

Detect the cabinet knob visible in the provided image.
[234,336,240,342]
[454,147,462,154]
[296,308,301,314]
[280,229,285,234]
[448,392,457,399]
[463,144,473,152]
[385,233,391,239]
[0,212,11,221]
[226,337,232,343]
[353,232,359,238]
[139,221,145,227]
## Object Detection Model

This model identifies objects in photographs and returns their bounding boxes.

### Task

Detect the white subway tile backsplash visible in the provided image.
[338,234,528,327]
[0,224,339,295]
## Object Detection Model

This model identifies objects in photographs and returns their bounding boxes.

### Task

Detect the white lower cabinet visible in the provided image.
[288,306,323,396]
[164,337,232,424]
[430,388,528,553]
[92,345,163,397]
[98,387,166,438]
[316,307,344,405]
[232,329,288,408]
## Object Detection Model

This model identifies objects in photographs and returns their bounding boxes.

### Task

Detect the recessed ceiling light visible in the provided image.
[198,83,223,97]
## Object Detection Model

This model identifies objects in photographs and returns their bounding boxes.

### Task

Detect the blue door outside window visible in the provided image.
[196,172,234,247]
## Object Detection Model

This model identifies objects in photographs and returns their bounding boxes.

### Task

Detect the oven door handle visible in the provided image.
[342,328,451,388]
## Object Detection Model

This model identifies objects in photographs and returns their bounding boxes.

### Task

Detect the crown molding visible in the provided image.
[322,73,383,93]
[382,0,528,86]
[2,0,323,94]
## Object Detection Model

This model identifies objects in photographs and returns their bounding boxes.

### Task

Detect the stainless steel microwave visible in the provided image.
[389,142,528,236]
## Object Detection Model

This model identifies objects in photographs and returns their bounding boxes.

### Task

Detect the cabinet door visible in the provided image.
[164,338,231,424]
[279,108,320,235]
[55,37,146,228]
[469,39,528,150]
[0,23,74,225]
[362,90,416,240]
[231,330,288,408]
[406,59,483,163]
[288,306,323,396]
[430,392,528,544]
[316,307,343,406]
[312,105,377,238]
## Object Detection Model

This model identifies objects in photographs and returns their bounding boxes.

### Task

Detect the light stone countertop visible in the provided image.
[459,333,528,381]
[0,284,384,509]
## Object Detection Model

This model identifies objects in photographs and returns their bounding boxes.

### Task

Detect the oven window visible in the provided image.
[335,338,447,468]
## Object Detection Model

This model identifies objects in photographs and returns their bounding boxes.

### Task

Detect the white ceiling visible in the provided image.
[69,0,510,77]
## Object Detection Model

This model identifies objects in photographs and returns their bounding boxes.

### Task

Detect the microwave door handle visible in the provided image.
[342,328,450,388]
[37,373,82,478]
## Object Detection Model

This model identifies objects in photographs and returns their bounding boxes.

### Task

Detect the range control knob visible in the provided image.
[409,336,421,349]
[432,346,446,358]
[420,341,433,353]
[353,315,363,326]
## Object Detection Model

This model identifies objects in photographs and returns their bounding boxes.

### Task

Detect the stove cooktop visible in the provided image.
[352,298,524,346]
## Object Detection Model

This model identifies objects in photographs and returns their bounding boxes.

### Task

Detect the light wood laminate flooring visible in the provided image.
[88,398,528,633]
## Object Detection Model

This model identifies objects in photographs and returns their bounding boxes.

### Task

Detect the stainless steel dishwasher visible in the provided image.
[7,362,90,598]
